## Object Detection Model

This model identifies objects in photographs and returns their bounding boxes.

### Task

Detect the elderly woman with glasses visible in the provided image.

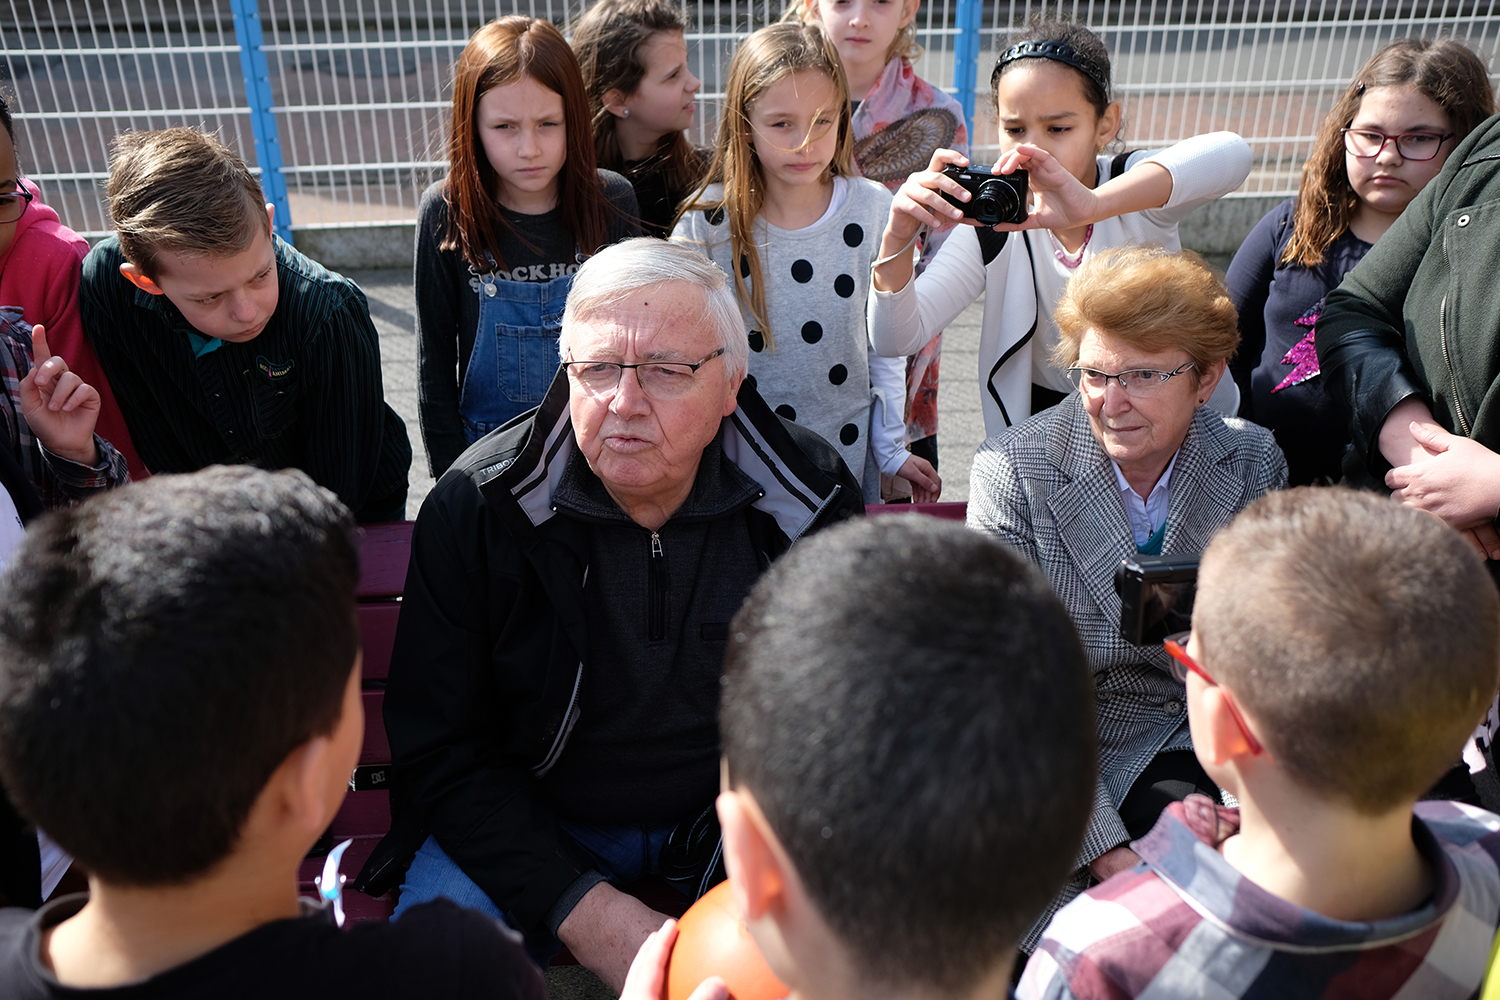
[968,244,1286,940]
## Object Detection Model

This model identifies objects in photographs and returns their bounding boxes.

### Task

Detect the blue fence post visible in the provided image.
[230,0,294,246]
[951,0,983,144]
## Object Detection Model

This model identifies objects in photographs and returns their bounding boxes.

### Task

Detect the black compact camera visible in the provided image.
[940,164,1029,226]
[1114,552,1199,646]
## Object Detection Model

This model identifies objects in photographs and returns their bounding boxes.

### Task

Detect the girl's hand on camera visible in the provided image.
[885,148,980,242]
[989,143,1100,234]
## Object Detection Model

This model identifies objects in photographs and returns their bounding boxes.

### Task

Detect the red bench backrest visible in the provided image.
[296,521,413,921]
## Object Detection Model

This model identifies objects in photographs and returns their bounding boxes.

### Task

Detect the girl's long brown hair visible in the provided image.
[1284,38,1493,268]
[441,16,614,272]
[572,0,704,197]
[680,21,853,350]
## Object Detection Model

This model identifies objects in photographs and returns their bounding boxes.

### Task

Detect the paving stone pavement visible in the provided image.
[350,266,989,519]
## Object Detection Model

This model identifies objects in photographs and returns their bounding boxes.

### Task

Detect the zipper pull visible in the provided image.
[648,531,667,643]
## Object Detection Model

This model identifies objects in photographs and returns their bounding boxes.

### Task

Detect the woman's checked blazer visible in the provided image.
[968,392,1285,941]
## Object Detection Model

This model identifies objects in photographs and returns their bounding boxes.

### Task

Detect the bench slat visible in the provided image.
[864,501,967,521]
[331,790,390,839]
[358,602,399,680]
[360,690,390,766]
[357,522,415,599]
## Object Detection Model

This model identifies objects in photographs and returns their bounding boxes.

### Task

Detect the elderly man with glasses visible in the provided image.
[370,237,862,992]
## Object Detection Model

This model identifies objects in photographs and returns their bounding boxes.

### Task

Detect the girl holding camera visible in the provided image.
[870,18,1251,436]
[673,21,938,502]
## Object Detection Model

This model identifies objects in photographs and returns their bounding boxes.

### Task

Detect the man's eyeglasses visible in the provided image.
[0,186,33,225]
[1163,631,1265,757]
[564,347,725,400]
[1341,128,1453,162]
[1065,362,1196,398]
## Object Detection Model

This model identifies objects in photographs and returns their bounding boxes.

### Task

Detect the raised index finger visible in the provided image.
[30,324,52,366]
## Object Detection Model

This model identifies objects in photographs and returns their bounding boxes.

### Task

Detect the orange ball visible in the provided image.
[666,880,789,1000]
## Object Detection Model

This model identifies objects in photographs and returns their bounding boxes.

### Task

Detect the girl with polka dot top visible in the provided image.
[672,21,939,504]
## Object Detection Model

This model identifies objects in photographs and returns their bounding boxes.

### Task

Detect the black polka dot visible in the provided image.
[791,259,814,283]
[747,331,764,353]
[705,206,725,226]
[828,364,848,385]
[833,273,855,298]
[739,253,750,278]
[776,404,797,422]
[843,223,864,247]
[839,423,860,446]
[801,321,823,344]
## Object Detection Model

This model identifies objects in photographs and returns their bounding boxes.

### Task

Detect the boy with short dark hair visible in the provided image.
[79,128,411,521]
[642,516,1098,999]
[0,467,542,998]
[1021,487,1500,999]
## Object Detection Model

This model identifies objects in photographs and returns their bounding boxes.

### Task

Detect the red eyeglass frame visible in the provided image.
[1163,635,1265,757]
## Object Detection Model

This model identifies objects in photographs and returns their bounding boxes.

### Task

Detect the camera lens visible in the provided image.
[974,178,1019,225]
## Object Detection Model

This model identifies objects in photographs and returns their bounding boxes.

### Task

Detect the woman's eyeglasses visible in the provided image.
[1065,362,1196,398]
[1341,128,1453,161]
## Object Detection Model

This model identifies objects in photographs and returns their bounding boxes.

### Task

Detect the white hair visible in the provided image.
[558,237,750,381]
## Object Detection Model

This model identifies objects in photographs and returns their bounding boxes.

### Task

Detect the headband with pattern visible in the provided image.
[997,40,1110,99]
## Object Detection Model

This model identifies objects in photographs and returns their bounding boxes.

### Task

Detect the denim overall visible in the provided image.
[459,262,577,442]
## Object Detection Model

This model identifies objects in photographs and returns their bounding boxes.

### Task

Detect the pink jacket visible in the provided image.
[0,179,144,480]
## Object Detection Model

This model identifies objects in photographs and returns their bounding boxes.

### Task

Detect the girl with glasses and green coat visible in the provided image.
[1226,39,1492,486]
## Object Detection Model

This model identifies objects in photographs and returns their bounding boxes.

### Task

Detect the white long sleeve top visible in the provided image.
[868,132,1252,436]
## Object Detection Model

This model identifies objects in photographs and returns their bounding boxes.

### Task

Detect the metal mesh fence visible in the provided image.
[3,0,253,237]
[972,2,1500,197]
[3,1,1499,238]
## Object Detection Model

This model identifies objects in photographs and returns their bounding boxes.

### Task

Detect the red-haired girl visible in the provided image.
[416,16,639,476]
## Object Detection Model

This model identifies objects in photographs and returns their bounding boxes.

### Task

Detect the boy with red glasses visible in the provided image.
[1020,487,1500,999]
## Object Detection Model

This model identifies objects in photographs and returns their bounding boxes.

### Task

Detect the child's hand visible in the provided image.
[19,324,101,467]
[894,454,941,503]
[885,148,979,242]
[620,918,727,1000]
[989,143,1100,234]
[1088,845,1141,882]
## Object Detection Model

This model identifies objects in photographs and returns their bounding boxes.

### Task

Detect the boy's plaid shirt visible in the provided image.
[0,307,128,506]
[1020,794,1500,999]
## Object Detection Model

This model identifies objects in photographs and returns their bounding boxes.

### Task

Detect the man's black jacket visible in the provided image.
[365,370,863,931]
